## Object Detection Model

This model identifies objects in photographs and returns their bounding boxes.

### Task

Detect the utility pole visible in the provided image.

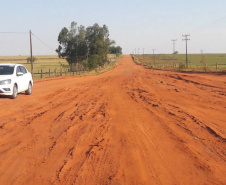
[200,49,205,64]
[29,30,33,75]
[143,48,145,60]
[171,39,177,65]
[171,39,177,53]
[182,34,190,68]
[152,49,156,65]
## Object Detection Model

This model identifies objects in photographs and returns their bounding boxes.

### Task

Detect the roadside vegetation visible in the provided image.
[132,54,226,72]
[0,22,122,79]
[56,21,122,72]
[0,54,122,79]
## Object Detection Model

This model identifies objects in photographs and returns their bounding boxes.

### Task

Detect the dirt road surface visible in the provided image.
[0,55,225,185]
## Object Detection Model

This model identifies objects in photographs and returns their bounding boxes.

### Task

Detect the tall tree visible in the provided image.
[86,23,115,66]
[56,22,117,71]
[56,22,88,71]
[109,46,122,54]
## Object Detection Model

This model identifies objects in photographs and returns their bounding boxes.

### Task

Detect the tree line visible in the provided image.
[56,21,122,71]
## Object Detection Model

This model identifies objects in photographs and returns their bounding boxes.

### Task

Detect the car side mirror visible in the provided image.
[17,72,23,76]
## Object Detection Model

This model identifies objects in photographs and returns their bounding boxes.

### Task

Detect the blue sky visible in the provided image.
[0,0,226,55]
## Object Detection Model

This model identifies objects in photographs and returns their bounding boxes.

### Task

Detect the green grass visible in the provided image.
[133,54,226,72]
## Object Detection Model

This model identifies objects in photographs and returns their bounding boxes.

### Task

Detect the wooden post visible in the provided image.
[55,68,57,76]
[79,63,81,75]
[49,69,50,78]
[41,69,43,79]
[29,30,33,75]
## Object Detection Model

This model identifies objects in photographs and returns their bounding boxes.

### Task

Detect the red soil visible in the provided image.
[0,55,225,185]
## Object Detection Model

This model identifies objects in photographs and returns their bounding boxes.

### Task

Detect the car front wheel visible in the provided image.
[11,84,18,99]
[25,82,32,95]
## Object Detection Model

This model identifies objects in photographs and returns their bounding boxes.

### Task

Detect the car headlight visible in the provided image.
[0,79,11,85]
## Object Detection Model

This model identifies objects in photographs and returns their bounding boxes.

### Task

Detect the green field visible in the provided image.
[133,54,226,72]
[0,55,118,79]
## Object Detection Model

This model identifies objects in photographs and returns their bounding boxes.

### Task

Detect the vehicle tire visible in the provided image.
[25,82,32,95]
[11,84,18,99]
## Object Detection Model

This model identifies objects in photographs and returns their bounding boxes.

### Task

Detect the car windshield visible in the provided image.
[0,65,15,75]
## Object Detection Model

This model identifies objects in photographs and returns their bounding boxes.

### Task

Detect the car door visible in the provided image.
[20,66,30,90]
[16,66,27,92]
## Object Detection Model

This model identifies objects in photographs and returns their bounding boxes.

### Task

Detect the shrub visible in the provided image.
[27,57,37,63]
[87,55,99,70]
[178,63,186,71]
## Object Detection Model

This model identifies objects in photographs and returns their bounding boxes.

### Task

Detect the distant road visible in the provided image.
[0,55,225,185]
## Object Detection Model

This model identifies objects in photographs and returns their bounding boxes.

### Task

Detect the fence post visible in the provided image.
[55,68,57,76]
[41,69,43,79]
[49,69,50,78]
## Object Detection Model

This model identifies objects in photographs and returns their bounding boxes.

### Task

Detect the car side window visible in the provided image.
[16,66,22,73]
[20,66,27,74]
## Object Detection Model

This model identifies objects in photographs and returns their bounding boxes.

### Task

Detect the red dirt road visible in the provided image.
[0,55,225,185]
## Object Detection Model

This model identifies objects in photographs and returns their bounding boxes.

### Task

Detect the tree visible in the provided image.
[88,54,99,70]
[26,57,37,63]
[85,23,115,66]
[109,46,122,54]
[56,22,116,71]
[56,22,88,71]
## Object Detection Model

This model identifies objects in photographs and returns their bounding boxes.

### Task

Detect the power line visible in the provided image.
[0,32,28,34]
[191,16,226,33]
[31,32,56,51]
[0,31,56,51]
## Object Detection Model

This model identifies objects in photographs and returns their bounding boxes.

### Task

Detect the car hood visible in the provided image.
[0,75,12,81]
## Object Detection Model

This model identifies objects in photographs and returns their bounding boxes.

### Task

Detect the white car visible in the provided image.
[0,64,33,99]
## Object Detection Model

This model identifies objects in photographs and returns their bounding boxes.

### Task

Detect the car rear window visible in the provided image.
[0,65,15,75]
